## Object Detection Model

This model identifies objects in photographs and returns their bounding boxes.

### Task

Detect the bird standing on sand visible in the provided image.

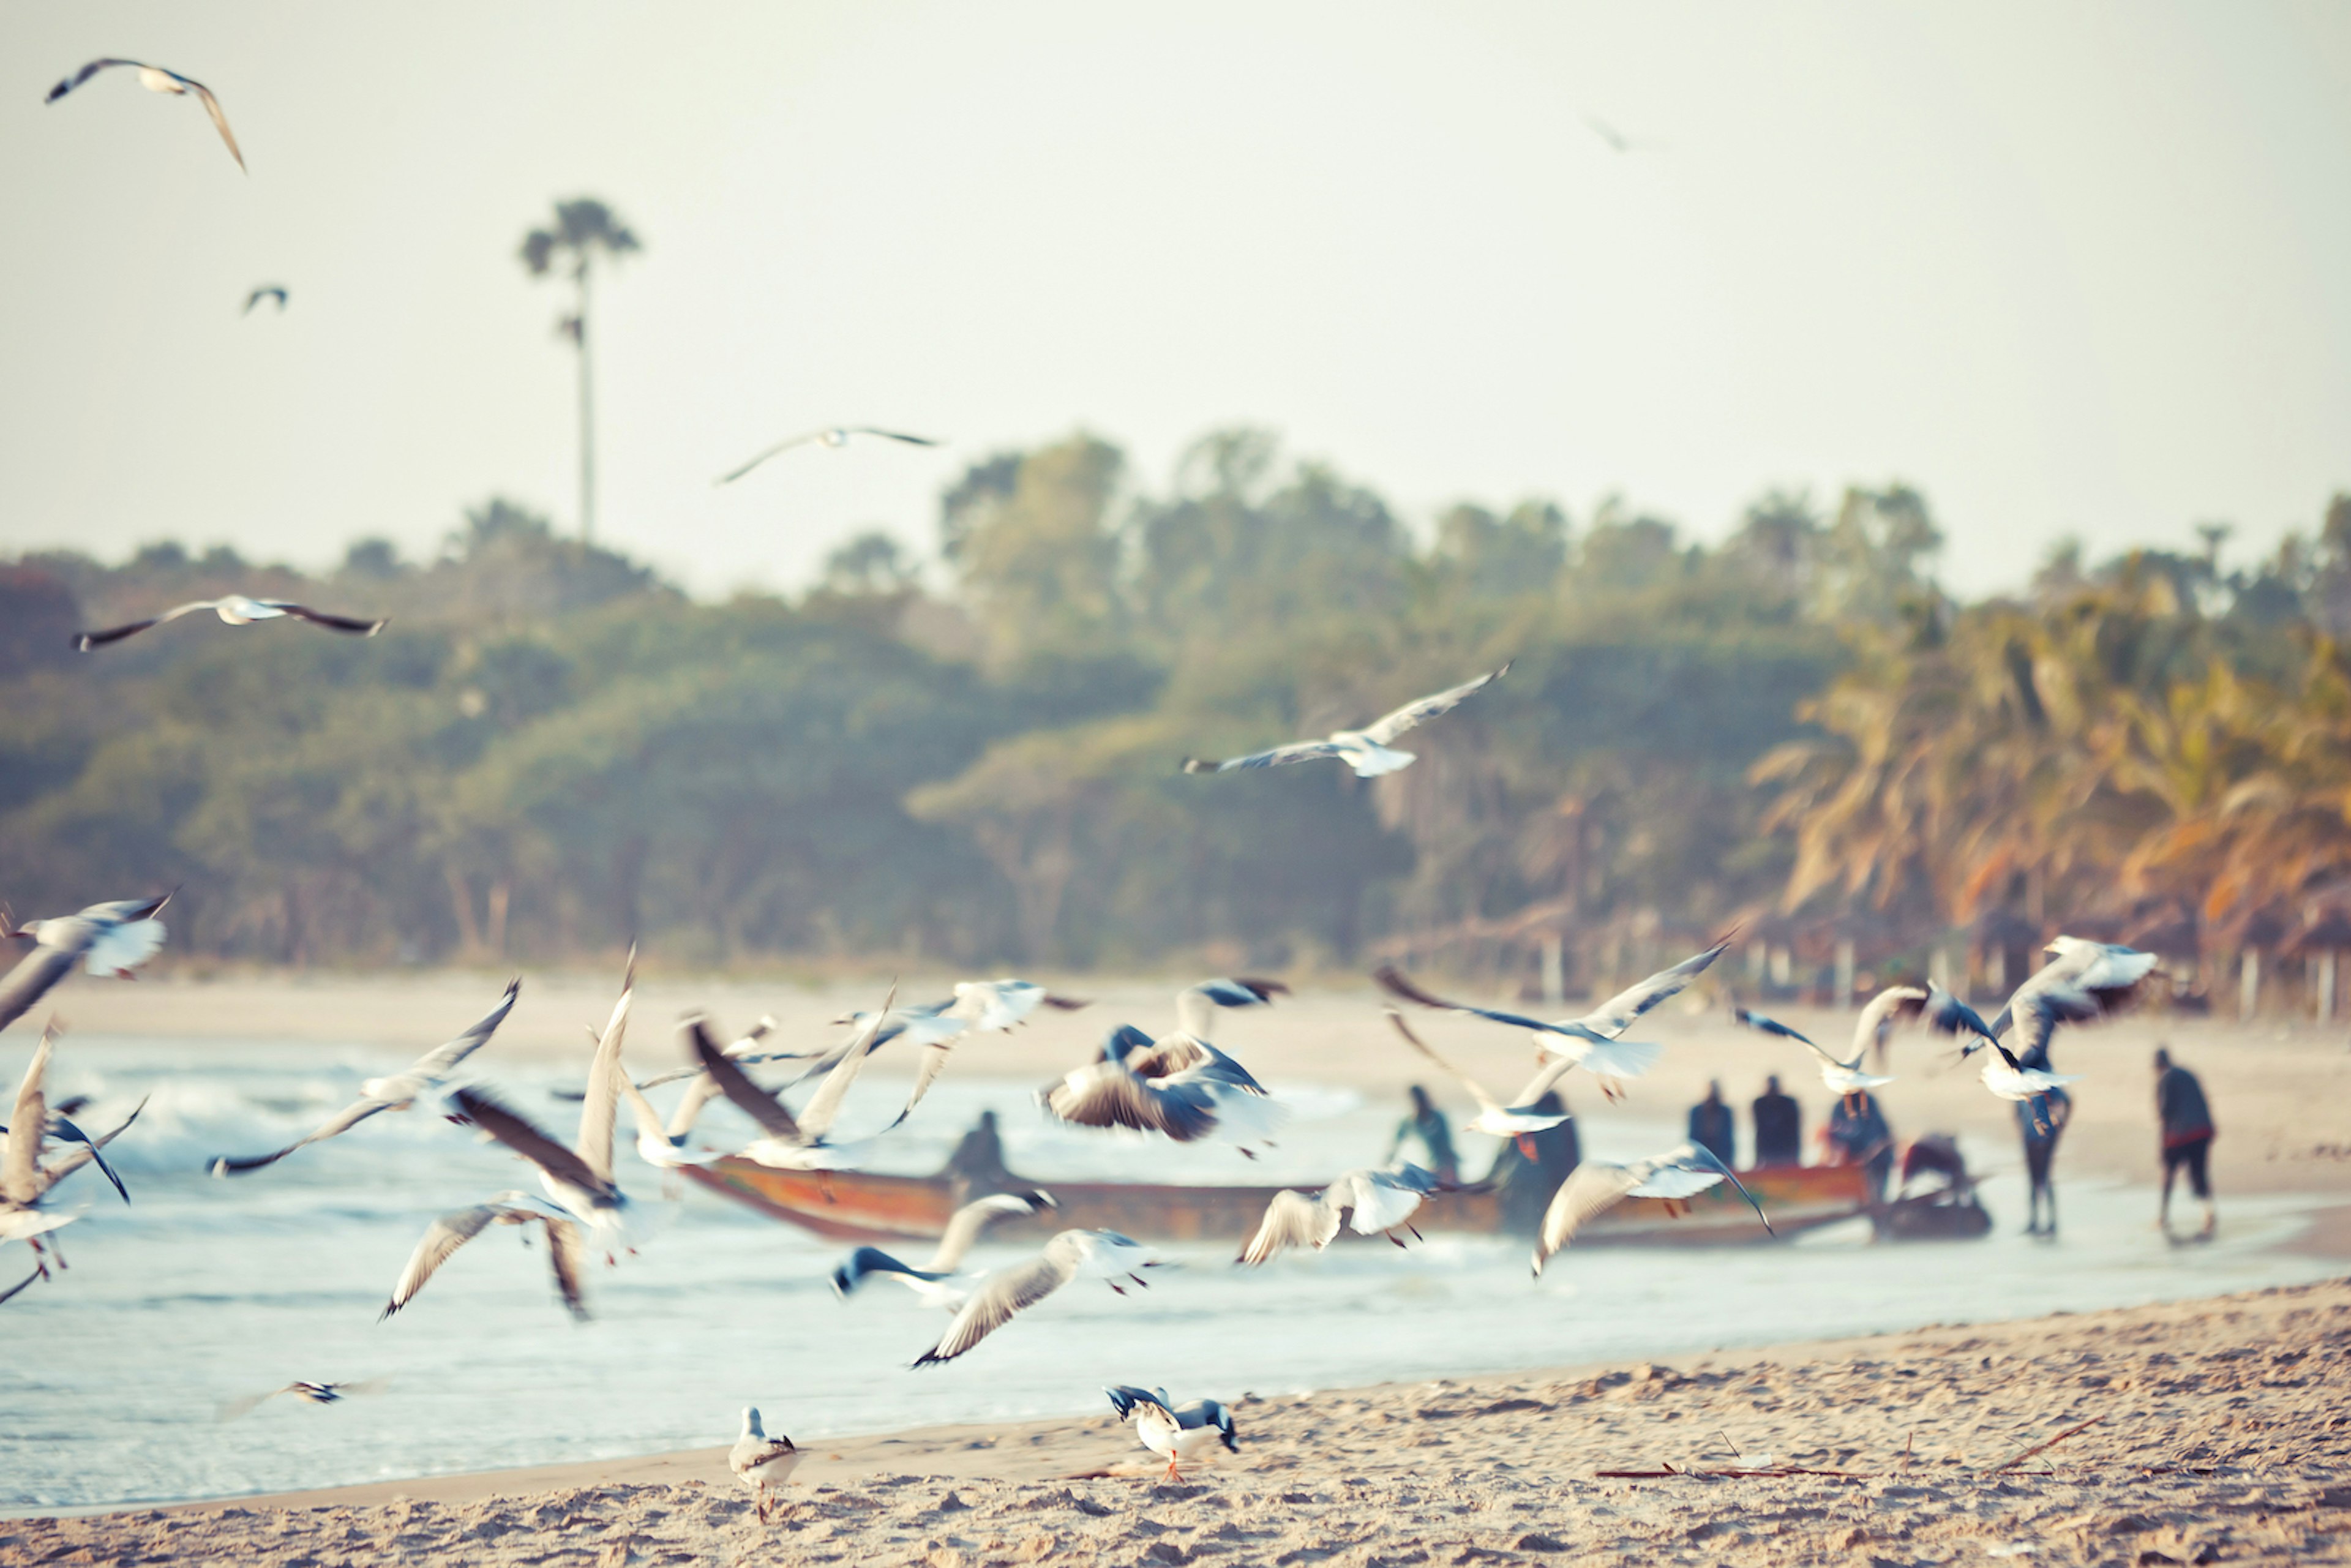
[1237,1164,1444,1265]
[731,1406,803,1521]
[44,58,246,171]
[1104,1386,1239,1480]
[831,1189,1059,1307]
[912,1229,1163,1366]
[210,979,521,1175]
[717,427,942,486]
[75,596,386,651]
[219,1379,390,1419]
[1040,1023,1286,1155]
[0,895,170,1035]
[1182,664,1510,778]
[1531,1142,1771,1275]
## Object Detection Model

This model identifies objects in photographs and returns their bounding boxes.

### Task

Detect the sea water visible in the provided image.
[0,1036,2333,1512]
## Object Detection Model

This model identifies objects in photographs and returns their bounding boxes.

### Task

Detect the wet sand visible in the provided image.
[17,1280,2351,1565]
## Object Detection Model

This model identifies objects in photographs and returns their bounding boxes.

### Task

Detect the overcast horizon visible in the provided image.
[2,2,2346,601]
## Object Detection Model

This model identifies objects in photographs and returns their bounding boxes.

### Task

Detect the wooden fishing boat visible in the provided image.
[683,1143,1872,1250]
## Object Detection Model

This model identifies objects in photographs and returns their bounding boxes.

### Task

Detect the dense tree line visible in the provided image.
[4,431,2345,1004]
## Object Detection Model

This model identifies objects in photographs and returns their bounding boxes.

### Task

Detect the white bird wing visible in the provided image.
[926,1190,1048,1272]
[80,918,165,977]
[0,947,78,1035]
[1625,1161,1729,1201]
[1567,937,1731,1038]
[209,1095,397,1175]
[381,1202,512,1318]
[1237,1188,1339,1266]
[798,981,895,1141]
[185,77,245,171]
[1850,985,1927,1065]
[913,1244,1078,1365]
[574,955,634,1183]
[1546,1036,1663,1084]
[32,1097,143,1197]
[1183,740,1348,773]
[4,1021,56,1205]
[45,58,148,101]
[1341,1169,1431,1234]
[540,1215,591,1319]
[1534,1161,1645,1266]
[1383,1009,1501,1115]
[410,978,522,1079]
[688,1021,804,1141]
[715,430,825,485]
[72,599,224,650]
[1044,1063,1218,1141]
[1360,662,1510,745]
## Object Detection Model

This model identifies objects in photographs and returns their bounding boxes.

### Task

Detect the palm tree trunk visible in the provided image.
[576,259,595,544]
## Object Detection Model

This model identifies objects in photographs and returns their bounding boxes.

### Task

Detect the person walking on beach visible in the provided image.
[2016,1059,2072,1237]
[1751,1075,1802,1166]
[2154,1047,2217,1239]
[1385,1084,1461,1185]
[1687,1080,1736,1167]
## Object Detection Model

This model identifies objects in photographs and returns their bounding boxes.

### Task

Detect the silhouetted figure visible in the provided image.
[1486,1091,1580,1235]
[2154,1047,2217,1239]
[943,1109,1013,1198]
[1687,1080,1735,1167]
[1384,1084,1461,1185]
[2015,1063,2072,1236]
[1823,1090,1893,1204]
[1750,1075,1802,1166]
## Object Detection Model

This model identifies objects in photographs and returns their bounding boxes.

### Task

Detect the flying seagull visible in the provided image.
[1040,1022,1286,1155]
[1174,976,1286,1040]
[1531,1142,1769,1275]
[842,979,1089,1127]
[243,285,288,314]
[1376,934,1730,1100]
[1104,1386,1239,1481]
[1237,1164,1444,1266]
[0,894,170,1035]
[1583,115,1664,154]
[1383,1009,1572,1151]
[2,1022,145,1290]
[379,1190,589,1322]
[688,983,896,1169]
[1183,663,1509,778]
[219,1379,389,1420]
[44,59,246,171]
[76,596,386,651]
[210,979,520,1176]
[717,427,943,486]
[912,1228,1162,1367]
[732,1407,803,1522]
[1987,937,2156,1063]
[830,1189,1060,1307]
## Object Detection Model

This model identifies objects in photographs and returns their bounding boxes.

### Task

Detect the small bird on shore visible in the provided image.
[210,979,520,1176]
[1182,663,1509,778]
[1237,1164,1444,1265]
[1531,1142,1770,1275]
[75,596,386,651]
[717,427,942,486]
[730,1406,803,1521]
[0,894,170,1035]
[44,58,246,171]
[831,1189,1059,1307]
[219,1379,389,1420]
[1040,1023,1285,1155]
[912,1229,1163,1366]
[1104,1386,1239,1480]
[1382,1010,1570,1153]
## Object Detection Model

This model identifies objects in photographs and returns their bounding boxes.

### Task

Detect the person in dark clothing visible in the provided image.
[943,1109,1012,1198]
[1687,1081,1736,1167]
[2016,1073,2072,1237]
[2154,1047,2216,1238]
[1823,1089,1894,1204]
[1487,1091,1580,1235]
[1750,1076,1802,1167]
[1384,1084,1461,1185]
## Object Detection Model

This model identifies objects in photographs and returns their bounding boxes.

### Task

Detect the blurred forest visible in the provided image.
[6,429,2349,1008]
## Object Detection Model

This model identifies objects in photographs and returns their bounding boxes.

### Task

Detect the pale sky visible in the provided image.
[2,2,2345,599]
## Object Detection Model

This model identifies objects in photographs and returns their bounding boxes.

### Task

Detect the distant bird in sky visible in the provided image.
[0,894,170,1035]
[1237,1163,1444,1266]
[731,1407,803,1522]
[43,59,245,172]
[1383,1008,1573,1150]
[243,285,288,314]
[1531,1142,1768,1275]
[1183,663,1510,778]
[219,1379,389,1420]
[1040,1022,1285,1155]
[75,596,386,651]
[380,1190,589,1322]
[716,427,943,486]
[210,980,520,1176]
[912,1228,1161,1367]
[1583,114,1664,154]
[830,1189,1059,1307]
[1104,1386,1239,1481]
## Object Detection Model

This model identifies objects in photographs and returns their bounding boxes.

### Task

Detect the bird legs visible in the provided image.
[1162,1456,1184,1482]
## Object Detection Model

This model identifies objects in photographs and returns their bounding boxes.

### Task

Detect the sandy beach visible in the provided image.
[13,1278,2349,1566]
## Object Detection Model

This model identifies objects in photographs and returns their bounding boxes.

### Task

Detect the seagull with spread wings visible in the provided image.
[219,1379,389,1420]
[3,1022,146,1295]
[1984,936,2157,1064]
[1040,1022,1286,1155]
[831,1189,1059,1307]
[689,985,896,1170]
[244,285,288,314]
[44,58,246,171]
[911,1228,1162,1367]
[0,895,170,1035]
[210,980,520,1176]
[1382,1009,1572,1151]
[75,596,385,651]
[1376,935,1730,1100]
[1531,1142,1769,1275]
[1182,664,1510,778]
[1104,1386,1240,1481]
[1237,1164,1444,1266]
[378,1189,591,1322]
[837,979,1089,1128]
[716,427,942,485]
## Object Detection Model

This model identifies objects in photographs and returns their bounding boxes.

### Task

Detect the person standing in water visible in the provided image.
[2154,1046,2217,1239]
[1824,1089,1894,1204]
[2015,1059,2072,1237]
[1750,1075,1802,1166]
[1385,1084,1461,1185]
[1687,1081,1735,1167]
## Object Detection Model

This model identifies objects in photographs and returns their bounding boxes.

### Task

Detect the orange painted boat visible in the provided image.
[683,1149,1870,1249]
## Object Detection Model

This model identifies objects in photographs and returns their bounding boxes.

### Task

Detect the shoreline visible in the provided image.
[17,1280,2351,1566]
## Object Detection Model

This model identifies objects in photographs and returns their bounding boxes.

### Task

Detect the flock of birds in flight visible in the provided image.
[21,49,2130,1510]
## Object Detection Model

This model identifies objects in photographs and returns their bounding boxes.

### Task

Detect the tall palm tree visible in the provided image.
[519,198,641,544]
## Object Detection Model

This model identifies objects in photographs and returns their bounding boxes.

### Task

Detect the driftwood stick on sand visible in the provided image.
[1989,1415,2105,1474]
